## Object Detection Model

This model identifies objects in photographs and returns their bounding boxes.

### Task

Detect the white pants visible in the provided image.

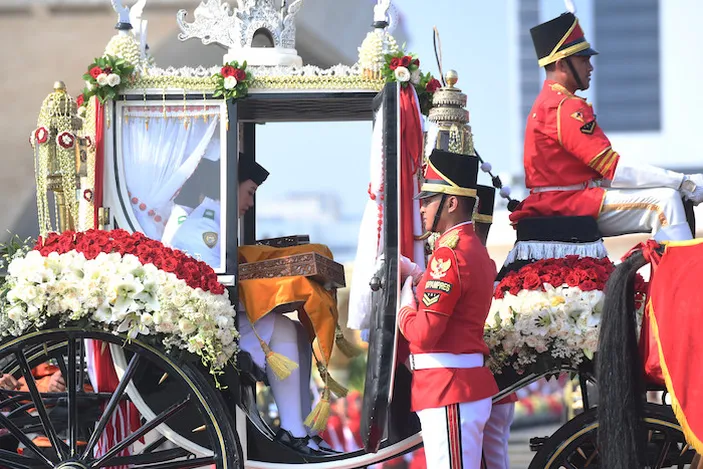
[482,403,515,469]
[417,398,492,469]
[238,312,314,437]
[598,187,693,241]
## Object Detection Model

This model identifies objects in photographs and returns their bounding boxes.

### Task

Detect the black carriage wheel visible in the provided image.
[528,403,696,468]
[0,328,241,469]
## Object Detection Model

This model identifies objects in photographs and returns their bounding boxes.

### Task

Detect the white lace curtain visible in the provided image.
[121,106,221,240]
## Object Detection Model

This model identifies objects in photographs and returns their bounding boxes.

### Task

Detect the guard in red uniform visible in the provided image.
[398,149,498,469]
[510,12,703,241]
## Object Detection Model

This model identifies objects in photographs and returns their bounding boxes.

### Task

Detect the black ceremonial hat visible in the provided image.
[238,155,269,185]
[415,149,479,200]
[530,12,598,67]
[474,185,495,224]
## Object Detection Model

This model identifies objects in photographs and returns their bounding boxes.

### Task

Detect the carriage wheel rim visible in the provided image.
[0,328,231,469]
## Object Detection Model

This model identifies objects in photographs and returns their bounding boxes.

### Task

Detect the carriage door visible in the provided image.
[361,83,413,453]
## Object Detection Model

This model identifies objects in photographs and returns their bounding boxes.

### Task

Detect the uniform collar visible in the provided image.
[545,80,584,100]
[439,221,473,242]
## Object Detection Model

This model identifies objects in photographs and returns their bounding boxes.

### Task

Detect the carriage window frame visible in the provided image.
[112,99,230,274]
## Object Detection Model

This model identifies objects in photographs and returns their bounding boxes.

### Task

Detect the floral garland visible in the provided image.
[0,230,237,376]
[80,55,136,106]
[212,60,252,101]
[382,51,441,115]
[485,256,647,374]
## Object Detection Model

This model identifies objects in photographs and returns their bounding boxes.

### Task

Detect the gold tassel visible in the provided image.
[304,387,331,433]
[259,337,298,380]
[335,324,363,358]
[316,361,348,398]
[251,321,298,380]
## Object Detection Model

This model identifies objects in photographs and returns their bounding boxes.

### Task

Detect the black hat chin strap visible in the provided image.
[430,194,447,233]
[564,57,585,91]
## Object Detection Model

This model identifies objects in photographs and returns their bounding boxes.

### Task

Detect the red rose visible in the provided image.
[76,94,85,107]
[221,65,236,78]
[233,68,246,82]
[389,57,400,70]
[161,256,179,273]
[400,56,411,67]
[508,286,521,296]
[580,279,597,291]
[494,289,505,299]
[89,66,103,79]
[34,236,44,250]
[84,245,101,260]
[207,278,222,293]
[412,58,420,67]
[522,272,541,290]
[140,251,156,265]
[425,78,441,93]
[539,274,553,286]
[565,273,580,287]
[136,244,152,258]
[573,268,588,281]
[103,67,112,75]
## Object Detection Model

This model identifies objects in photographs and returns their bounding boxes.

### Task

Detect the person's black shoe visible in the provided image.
[274,428,312,455]
[309,435,341,454]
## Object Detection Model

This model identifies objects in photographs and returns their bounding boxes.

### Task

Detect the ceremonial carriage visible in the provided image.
[0,1,700,468]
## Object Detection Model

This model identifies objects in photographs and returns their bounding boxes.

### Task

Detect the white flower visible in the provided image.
[223,76,238,90]
[107,73,121,87]
[96,74,109,86]
[394,66,411,82]
[85,81,96,91]
[410,69,421,85]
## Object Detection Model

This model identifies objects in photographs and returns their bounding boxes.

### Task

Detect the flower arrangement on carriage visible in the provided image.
[0,229,238,376]
[484,255,648,375]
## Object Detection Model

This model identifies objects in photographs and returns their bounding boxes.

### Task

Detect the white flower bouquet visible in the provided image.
[485,256,647,374]
[0,229,238,376]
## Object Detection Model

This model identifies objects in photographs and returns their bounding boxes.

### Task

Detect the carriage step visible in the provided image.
[529,436,549,452]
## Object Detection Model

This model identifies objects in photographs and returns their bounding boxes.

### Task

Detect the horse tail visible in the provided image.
[597,249,649,469]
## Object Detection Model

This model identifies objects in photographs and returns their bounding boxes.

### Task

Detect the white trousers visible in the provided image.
[417,398,492,469]
[598,187,693,241]
[482,403,515,469]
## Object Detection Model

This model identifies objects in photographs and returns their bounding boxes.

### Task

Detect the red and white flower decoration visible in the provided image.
[0,229,238,375]
[484,256,648,374]
[34,127,49,145]
[57,131,76,149]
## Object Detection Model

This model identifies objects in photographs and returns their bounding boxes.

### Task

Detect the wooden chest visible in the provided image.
[238,252,346,289]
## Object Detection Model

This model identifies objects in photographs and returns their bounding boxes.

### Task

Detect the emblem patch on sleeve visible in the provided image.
[570,111,585,123]
[425,279,452,293]
[430,257,451,279]
[580,120,597,135]
[422,292,440,307]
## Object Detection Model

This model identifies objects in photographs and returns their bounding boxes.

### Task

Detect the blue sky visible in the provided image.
[256,1,586,217]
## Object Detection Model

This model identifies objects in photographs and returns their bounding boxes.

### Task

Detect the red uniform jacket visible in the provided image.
[398,222,498,412]
[510,80,620,224]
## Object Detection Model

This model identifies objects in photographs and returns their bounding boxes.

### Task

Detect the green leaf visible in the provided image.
[241,60,247,69]
[212,89,223,98]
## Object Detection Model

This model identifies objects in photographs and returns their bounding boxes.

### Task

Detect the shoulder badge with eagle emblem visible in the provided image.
[430,257,452,279]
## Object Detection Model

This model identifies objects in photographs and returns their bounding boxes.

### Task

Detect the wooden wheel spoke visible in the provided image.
[81,353,141,459]
[91,395,192,468]
[0,412,54,467]
[67,338,78,457]
[0,448,47,469]
[122,456,217,469]
[14,350,68,461]
[100,447,193,467]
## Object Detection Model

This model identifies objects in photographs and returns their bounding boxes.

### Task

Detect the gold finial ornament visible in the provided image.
[445,70,458,88]
[31,82,83,236]
[427,68,475,156]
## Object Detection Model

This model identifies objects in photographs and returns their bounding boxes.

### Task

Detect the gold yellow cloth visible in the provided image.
[238,244,339,363]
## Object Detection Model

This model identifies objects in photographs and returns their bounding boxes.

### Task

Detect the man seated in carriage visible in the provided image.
[510,11,703,242]
[164,157,335,453]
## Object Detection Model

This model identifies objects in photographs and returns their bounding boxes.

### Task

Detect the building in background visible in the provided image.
[0,0,408,241]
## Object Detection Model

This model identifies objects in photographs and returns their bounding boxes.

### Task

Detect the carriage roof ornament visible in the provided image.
[176,0,304,67]
[358,0,400,79]
[106,0,147,67]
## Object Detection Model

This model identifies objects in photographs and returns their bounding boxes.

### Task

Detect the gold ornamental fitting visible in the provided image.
[445,70,459,88]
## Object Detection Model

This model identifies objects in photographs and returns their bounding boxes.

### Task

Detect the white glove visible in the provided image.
[611,155,684,190]
[681,174,703,205]
[399,277,417,309]
[399,255,424,285]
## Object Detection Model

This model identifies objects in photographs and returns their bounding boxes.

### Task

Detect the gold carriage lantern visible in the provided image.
[30,81,86,236]
[427,70,476,156]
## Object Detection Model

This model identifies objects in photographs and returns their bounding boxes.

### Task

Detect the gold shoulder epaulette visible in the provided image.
[439,231,459,249]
